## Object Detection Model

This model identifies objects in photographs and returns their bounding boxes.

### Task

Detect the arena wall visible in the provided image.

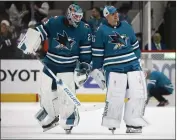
[0,59,175,106]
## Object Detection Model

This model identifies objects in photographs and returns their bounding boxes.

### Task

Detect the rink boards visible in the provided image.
[0,59,176,106]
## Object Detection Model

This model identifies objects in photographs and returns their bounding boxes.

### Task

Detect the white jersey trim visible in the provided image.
[133,45,139,50]
[46,55,77,64]
[80,45,91,49]
[132,40,139,46]
[93,54,104,56]
[104,52,135,61]
[80,51,92,54]
[103,57,137,66]
[47,52,79,59]
[92,48,104,51]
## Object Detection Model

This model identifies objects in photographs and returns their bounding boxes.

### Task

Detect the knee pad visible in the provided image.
[102,72,127,128]
[124,71,148,127]
[39,72,60,118]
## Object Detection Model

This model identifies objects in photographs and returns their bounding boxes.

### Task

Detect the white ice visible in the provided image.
[1,103,175,139]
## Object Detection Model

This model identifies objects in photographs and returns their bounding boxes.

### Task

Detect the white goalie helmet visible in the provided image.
[66,4,83,28]
[74,61,91,88]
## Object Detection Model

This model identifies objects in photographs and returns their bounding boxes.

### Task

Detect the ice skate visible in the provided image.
[108,127,116,134]
[42,117,59,132]
[157,100,169,107]
[64,126,73,134]
[126,125,142,133]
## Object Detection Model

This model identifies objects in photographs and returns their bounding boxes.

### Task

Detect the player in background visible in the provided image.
[145,70,174,106]
[87,7,106,33]
[18,4,92,134]
[91,6,148,134]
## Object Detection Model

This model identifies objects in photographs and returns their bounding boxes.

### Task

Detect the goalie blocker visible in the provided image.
[17,28,42,54]
[74,61,92,88]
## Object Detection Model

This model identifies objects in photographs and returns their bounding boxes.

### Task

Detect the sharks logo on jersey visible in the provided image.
[109,31,129,50]
[54,31,76,50]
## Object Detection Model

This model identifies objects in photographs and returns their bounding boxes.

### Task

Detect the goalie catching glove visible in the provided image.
[74,61,92,87]
[17,28,41,54]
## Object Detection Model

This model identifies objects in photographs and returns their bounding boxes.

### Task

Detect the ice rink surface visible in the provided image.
[1,103,176,139]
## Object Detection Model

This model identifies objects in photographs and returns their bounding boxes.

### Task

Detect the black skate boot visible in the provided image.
[126,125,142,133]
[108,127,116,134]
[64,126,73,134]
[157,100,169,107]
[42,116,59,132]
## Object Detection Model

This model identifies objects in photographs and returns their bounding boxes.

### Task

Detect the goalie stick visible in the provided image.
[35,55,104,112]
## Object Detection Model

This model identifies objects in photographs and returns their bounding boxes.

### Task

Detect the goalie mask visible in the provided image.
[74,61,91,87]
[66,4,83,28]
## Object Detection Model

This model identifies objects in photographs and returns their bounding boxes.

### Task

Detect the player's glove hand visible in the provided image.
[74,61,92,88]
[18,37,40,55]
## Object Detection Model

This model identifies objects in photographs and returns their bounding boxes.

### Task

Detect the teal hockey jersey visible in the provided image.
[35,16,92,73]
[147,71,174,94]
[92,21,141,73]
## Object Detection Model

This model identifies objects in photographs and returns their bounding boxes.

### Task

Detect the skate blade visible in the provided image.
[126,130,142,133]
[109,128,115,134]
[111,130,115,134]
[43,122,59,132]
[65,130,72,134]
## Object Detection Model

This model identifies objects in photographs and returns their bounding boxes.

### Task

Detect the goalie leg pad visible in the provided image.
[37,71,60,126]
[35,108,48,123]
[102,72,127,128]
[125,71,147,98]
[35,108,59,131]
[56,72,80,128]
[124,71,148,127]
